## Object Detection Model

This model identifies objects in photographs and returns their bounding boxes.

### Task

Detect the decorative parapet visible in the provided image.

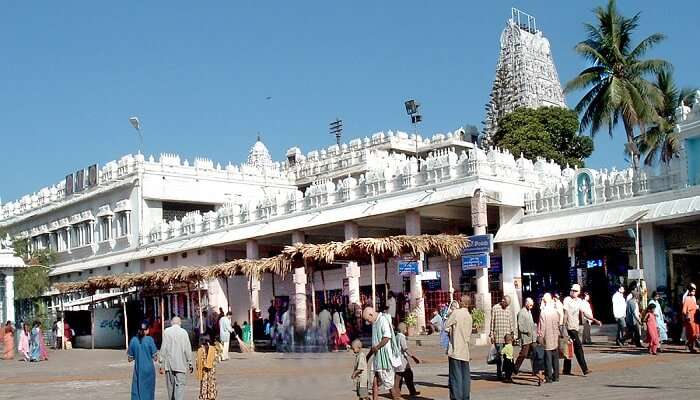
[0,150,296,224]
[524,159,683,215]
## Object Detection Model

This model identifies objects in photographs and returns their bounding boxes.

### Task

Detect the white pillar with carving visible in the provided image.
[472,189,491,344]
[5,270,15,323]
[344,222,361,306]
[65,227,72,252]
[246,239,260,311]
[405,210,426,331]
[499,206,523,320]
[641,224,667,292]
[291,231,307,332]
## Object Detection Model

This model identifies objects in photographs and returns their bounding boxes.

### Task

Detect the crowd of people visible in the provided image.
[2,280,698,400]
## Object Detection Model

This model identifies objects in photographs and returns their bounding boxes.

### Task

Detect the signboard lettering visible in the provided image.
[461,253,490,271]
[462,234,494,255]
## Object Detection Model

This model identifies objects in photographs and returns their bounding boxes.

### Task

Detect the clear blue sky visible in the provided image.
[1,1,697,202]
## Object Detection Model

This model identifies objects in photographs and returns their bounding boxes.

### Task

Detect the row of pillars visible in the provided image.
[221,196,493,336]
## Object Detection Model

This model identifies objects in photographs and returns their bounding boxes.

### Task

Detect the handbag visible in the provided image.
[566,340,574,359]
[558,336,571,359]
[486,344,499,365]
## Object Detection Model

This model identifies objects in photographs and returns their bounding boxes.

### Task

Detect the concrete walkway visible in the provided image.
[0,337,696,399]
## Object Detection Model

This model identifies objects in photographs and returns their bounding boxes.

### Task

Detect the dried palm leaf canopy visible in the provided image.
[283,234,469,265]
[53,234,467,293]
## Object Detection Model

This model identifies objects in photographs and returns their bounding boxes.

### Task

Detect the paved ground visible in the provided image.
[1,338,698,399]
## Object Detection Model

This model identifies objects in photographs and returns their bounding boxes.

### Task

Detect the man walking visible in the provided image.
[219,311,234,361]
[446,295,472,400]
[489,295,514,380]
[612,286,627,346]
[159,316,193,400]
[537,293,560,383]
[562,284,601,376]
[514,298,536,375]
[362,307,402,400]
[54,317,64,350]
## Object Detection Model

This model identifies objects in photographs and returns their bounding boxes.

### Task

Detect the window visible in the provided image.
[197,249,204,256]
[117,212,129,237]
[163,256,169,262]
[150,258,155,264]
[100,217,111,241]
[125,262,129,267]
[181,252,188,259]
[107,266,111,271]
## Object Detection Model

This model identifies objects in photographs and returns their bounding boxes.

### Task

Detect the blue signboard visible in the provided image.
[462,234,494,255]
[461,254,490,271]
[490,256,502,273]
[398,260,419,275]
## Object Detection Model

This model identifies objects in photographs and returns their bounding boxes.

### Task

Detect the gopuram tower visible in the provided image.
[482,8,567,146]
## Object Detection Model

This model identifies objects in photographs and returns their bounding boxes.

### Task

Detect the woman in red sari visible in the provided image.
[2,321,15,360]
[682,286,698,353]
[643,304,659,355]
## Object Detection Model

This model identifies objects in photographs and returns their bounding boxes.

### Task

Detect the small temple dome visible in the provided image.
[247,136,273,169]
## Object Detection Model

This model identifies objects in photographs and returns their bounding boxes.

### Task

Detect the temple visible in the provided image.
[483,8,567,145]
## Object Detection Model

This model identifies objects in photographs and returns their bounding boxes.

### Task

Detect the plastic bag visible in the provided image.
[487,344,499,365]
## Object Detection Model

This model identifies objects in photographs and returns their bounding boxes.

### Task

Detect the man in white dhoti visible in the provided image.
[363,307,402,400]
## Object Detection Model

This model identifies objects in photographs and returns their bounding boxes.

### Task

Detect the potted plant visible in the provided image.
[404,312,418,336]
[471,308,485,334]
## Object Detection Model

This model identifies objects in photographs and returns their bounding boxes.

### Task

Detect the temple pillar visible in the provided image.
[291,231,307,331]
[405,210,426,331]
[472,189,491,345]
[500,206,523,319]
[247,239,260,312]
[5,271,15,323]
[344,222,361,306]
[641,224,667,292]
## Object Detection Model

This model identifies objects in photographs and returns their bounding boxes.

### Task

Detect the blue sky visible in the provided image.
[1,1,697,202]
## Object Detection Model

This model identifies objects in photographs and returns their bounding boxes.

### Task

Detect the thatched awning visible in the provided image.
[52,234,468,294]
[283,234,469,265]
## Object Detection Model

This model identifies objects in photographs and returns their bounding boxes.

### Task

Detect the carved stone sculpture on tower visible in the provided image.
[483,9,567,147]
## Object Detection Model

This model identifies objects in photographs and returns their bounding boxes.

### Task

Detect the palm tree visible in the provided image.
[637,71,697,165]
[565,0,671,171]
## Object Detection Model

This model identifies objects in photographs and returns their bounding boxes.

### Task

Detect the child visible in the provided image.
[531,337,546,386]
[643,303,660,355]
[501,334,515,383]
[196,338,219,400]
[350,339,370,400]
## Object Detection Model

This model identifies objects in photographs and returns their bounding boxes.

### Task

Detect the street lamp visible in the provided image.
[404,99,423,169]
[129,116,143,154]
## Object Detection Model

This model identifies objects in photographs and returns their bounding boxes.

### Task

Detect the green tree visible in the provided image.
[565,0,670,171]
[493,107,594,167]
[636,71,698,165]
[10,238,56,323]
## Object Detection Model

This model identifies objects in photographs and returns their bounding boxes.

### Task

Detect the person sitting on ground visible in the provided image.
[501,334,515,383]
[351,339,370,400]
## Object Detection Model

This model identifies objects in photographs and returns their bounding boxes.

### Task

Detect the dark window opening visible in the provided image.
[162,201,216,222]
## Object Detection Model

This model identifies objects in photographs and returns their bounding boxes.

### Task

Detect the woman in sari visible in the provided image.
[2,321,15,360]
[196,338,219,400]
[127,323,158,400]
[643,303,660,355]
[241,321,252,347]
[18,323,30,361]
[681,285,698,353]
[648,292,668,346]
[29,321,42,362]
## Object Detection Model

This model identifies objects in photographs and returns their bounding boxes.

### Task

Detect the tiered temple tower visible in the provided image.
[483,9,567,146]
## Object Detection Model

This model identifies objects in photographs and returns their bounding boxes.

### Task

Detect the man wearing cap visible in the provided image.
[562,284,601,376]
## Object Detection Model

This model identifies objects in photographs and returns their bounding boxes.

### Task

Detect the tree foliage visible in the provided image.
[12,238,56,300]
[636,71,698,165]
[493,107,594,167]
[565,0,670,170]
